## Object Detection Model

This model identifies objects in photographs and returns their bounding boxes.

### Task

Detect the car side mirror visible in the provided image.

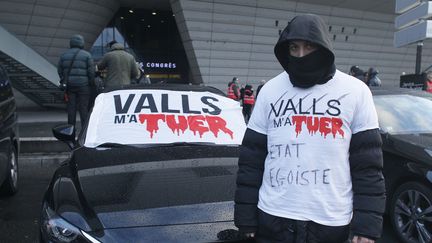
[52,124,75,149]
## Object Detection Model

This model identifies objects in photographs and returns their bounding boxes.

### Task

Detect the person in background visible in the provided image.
[58,34,94,135]
[425,71,432,93]
[227,77,241,101]
[134,62,151,85]
[349,65,366,83]
[239,84,245,104]
[255,79,266,99]
[242,84,255,123]
[367,67,382,87]
[234,14,385,243]
[97,40,139,88]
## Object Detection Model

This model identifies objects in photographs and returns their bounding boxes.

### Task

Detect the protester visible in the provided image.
[367,67,382,87]
[425,71,432,93]
[58,34,94,135]
[134,62,151,85]
[97,40,139,88]
[234,14,385,243]
[255,79,266,99]
[227,77,241,101]
[239,84,245,103]
[349,65,366,83]
[242,84,255,123]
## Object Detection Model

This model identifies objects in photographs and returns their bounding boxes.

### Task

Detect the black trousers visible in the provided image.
[66,85,90,132]
[242,104,253,123]
[256,209,350,243]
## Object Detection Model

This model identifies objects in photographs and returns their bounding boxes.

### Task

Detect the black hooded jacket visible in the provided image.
[58,35,95,87]
[234,14,385,240]
[274,14,336,88]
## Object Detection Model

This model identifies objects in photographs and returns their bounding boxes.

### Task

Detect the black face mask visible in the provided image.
[286,49,335,88]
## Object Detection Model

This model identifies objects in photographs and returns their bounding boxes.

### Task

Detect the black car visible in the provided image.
[41,84,432,242]
[372,88,432,243]
[39,84,249,242]
[0,64,19,197]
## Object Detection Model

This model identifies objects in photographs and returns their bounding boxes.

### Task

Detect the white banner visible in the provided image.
[84,89,246,148]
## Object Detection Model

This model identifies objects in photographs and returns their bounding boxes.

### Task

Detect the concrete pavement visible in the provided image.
[17,108,79,154]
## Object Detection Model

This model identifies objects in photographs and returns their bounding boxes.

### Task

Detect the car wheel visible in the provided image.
[390,182,432,243]
[0,146,18,196]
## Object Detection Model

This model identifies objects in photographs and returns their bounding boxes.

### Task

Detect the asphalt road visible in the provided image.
[0,155,60,243]
[0,154,400,243]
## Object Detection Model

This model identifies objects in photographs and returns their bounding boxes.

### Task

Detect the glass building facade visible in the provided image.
[91,8,190,84]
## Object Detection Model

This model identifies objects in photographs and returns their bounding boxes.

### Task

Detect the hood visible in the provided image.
[70,34,84,49]
[111,42,125,51]
[385,133,432,164]
[92,202,238,242]
[274,14,335,84]
[53,146,238,231]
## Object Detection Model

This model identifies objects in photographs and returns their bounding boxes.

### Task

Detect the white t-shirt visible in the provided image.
[249,70,379,226]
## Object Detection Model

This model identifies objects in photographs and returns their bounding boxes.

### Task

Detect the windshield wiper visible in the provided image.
[94,142,235,149]
[96,142,132,148]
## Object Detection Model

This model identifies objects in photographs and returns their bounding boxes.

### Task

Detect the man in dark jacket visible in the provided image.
[227,77,241,101]
[349,65,366,83]
[97,41,139,88]
[234,14,385,243]
[366,67,382,87]
[242,84,254,123]
[58,34,94,134]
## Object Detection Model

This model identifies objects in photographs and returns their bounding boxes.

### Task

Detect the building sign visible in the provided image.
[394,0,432,47]
[142,62,177,69]
[400,73,426,89]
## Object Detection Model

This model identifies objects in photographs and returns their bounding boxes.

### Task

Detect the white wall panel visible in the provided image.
[0,0,119,64]
[171,0,432,89]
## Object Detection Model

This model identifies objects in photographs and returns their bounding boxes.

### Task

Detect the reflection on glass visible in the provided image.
[374,95,432,134]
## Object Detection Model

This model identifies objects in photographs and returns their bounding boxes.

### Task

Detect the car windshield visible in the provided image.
[374,94,432,134]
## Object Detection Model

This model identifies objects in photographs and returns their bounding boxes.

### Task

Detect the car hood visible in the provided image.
[385,133,432,163]
[54,146,238,232]
[93,201,234,228]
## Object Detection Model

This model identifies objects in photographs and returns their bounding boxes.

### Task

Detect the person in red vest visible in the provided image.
[425,72,432,93]
[227,77,240,100]
[242,84,255,123]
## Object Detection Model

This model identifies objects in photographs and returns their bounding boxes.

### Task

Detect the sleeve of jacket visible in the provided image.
[234,128,267,233]
[349,128,386,239]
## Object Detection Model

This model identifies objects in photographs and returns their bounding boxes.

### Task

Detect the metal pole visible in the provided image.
[416,41,423,74]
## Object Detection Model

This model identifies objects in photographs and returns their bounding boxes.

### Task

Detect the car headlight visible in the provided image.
[41,203,100,243]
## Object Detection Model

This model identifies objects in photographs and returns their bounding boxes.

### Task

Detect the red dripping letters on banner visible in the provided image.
[166,115,188,135]
[292,115,344,138]
[138,114,234,139]
[138,114,165,138]
[187,115,209,138]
